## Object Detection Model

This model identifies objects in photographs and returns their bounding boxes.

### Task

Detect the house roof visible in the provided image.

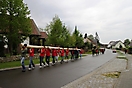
[109,41,120,46]
[30,19,41,36]
[0,19,48,39]
[84,38,97,46]
[39,32,48,39]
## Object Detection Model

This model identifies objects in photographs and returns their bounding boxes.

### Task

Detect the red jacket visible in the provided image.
[46,48,50,56]
[57,49,60,56]
[65,49,69,56]
[29,48,34,57]
[60,49,64,56]
[52,49,56,56]
[40,48,45,57]
[80,50,83,54]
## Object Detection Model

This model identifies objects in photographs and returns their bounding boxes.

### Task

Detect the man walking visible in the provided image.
[28,48,35,71]
[52,48,56,65]
[20,44,27,72]
[65,48,69,62]
[46,47,51,66]
[39,47,46,69]
[60,48,65,64]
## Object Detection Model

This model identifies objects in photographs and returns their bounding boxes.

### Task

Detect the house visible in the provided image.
[22,19,48,46]
[107,40,126,49]
[0,19,48,56]
[83,38,97,46]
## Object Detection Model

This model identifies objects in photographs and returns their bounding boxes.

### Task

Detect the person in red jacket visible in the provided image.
[28,48,35,71]
[79,48,83,59]
[39,47,46,68]
[60,48,65,64]
[52,48,56,65]
[65,48,69,62]
[45,47,51,66]
[55,49,59,62]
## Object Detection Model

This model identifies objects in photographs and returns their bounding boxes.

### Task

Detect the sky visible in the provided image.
[23,0,132,44]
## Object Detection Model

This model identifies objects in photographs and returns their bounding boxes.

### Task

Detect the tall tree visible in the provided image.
[95,32,100,45]
[88,34,94,40]
[45,15,70,47]
[84,33,87,39]
[72,26,84,48]
[95,32,100,41]
[124,39,130,47]
[0,0,31,55]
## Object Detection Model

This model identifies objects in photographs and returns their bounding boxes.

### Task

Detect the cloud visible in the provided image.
[23,0,132,43]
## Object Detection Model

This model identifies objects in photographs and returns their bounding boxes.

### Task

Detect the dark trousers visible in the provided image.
[46,56,50,65]
[40,56,45,66]
[65,55,69,59]
[52,56,55,64]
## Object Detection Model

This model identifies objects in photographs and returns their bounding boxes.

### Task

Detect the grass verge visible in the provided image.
[0,54,88,69]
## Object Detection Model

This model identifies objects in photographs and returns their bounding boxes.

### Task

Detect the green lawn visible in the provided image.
[0,54,89,69]
[0,59,39,69]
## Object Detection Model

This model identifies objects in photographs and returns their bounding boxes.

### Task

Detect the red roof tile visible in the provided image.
[30,19,41,36]
[39,32,48,38]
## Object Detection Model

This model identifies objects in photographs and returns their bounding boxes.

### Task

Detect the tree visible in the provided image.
[72,26,84,48]
[95,32,100,46]
[44,17,84,48]
[45,15,71,47]
[124,39,130,48]
[95,32,100,41]
[0,0,31,55]
[84,33,87,39]
[88,34,94,40]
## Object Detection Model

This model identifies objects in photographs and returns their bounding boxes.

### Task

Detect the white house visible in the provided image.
[107,40,126,49]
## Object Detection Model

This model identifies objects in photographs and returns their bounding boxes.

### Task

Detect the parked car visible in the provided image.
[112,49,116,53]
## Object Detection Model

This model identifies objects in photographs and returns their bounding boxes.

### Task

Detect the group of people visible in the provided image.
[92,47,105,56]
[20,44,83,72]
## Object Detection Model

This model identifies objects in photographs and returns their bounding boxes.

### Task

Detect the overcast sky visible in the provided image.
[23,0,132,44]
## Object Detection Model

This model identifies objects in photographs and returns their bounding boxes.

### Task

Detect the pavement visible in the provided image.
[116,54,132,88]
[61,53,132,88]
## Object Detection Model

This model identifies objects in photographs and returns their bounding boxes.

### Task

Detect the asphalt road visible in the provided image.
[0,49,116,88]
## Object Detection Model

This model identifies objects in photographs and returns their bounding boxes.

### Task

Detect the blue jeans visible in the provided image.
[55,56,58,61]
[40,56,45,66]
[61,56,64,62]
[80,54,82,58]
[21,57,26,70]
[29,56,35,68]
